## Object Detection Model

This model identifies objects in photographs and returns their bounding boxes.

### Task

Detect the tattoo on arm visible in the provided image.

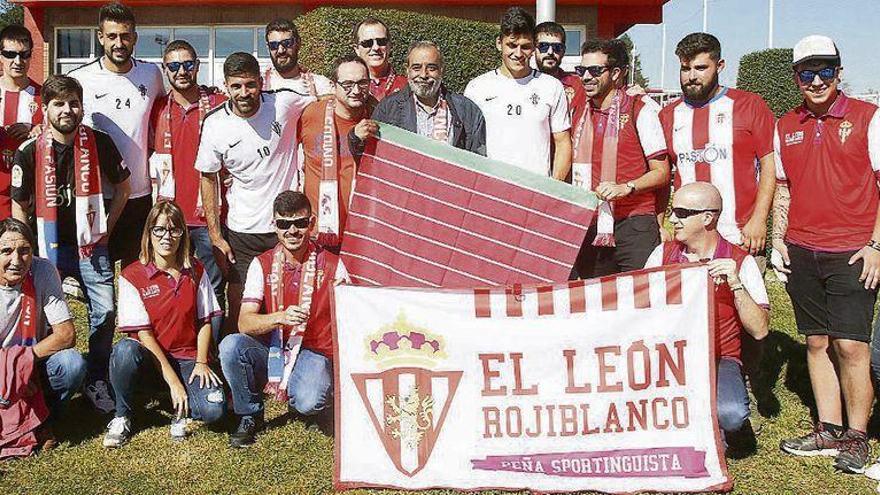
[772,183,790,241]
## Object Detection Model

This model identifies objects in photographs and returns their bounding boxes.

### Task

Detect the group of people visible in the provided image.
[0,0,877,477]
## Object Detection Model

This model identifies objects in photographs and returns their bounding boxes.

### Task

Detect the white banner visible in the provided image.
[333,264,731,493]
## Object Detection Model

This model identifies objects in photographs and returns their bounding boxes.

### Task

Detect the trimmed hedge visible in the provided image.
[736,48,802,117]
[296,7,499,93]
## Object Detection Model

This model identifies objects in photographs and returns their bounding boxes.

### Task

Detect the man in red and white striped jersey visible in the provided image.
[660,33,776,255]
[645,182,769,442]
[352,17,407,102]
[0,25,42,218]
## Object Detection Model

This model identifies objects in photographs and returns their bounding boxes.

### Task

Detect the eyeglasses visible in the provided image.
[797,67,838,84]
[671,207,720,219]
[150,226,185,239]
[358,37,389,49]
[537,42,565,54]
[574,65,610,78]
[1,49,31,60]
[164,60,197,73]
[267,38,297,52]
[337,79,370,93]
[275,217,310,230]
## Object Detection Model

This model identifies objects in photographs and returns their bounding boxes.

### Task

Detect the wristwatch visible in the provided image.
[625,181,636,195]
[868,239,880,252]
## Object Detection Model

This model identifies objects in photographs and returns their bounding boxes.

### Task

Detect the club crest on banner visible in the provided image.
[350,311,462,477]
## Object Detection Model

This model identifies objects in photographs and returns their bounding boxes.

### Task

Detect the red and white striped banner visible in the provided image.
[340,124,597,288]
[333,264,731,494]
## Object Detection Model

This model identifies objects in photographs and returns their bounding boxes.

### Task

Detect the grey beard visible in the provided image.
[410,79,441,100]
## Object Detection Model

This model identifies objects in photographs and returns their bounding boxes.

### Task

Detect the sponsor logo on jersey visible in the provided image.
[272,121,282,136]
[677,144,729,165]
[784,131,804,146]
[140,284,161,299]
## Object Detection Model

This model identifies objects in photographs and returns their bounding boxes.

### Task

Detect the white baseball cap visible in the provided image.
[792,35,840,67]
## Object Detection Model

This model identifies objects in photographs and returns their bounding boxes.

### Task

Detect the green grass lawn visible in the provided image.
[1,279,878,494]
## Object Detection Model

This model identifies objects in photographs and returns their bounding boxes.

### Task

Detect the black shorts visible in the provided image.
[786,243,878,342]
[226,229,278,286]
[573,214,660,279]
[109,195,152,267]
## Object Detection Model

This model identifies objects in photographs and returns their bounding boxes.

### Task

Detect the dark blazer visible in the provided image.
[350,84,487,157]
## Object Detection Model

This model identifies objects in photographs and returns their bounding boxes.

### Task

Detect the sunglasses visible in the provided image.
[574,65,610,78]
[797,67,838,84]
[671,207,720,219]
[165,60,197,73]
[275,217,310,230]
[150,226,185,239]
[267,38,297,52]
[1,49,31,60]
[358,37,389,49]
[537,42,565,54]
[337,79,370,93]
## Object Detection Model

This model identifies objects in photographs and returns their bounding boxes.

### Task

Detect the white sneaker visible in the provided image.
[866,461,880,481]
[61,277,84,300]
[84,380,115,414]
[170,417,188,440]
[102,416,131,448]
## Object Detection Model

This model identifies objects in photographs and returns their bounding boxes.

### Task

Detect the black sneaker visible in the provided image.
[833,430,870,474]
[779,423,845,457]
[229,414,264,449]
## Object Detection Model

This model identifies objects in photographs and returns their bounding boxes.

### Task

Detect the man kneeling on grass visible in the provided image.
[644,182,769,442]
[103,201,226,448]
[219,191,348,448]
[0,218,86,456]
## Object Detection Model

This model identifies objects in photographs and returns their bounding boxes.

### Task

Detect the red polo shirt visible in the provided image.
[149,87,227,227]
[556,70,587,124]
[242,244,348,359]
[117,260,221,360]
[775,92,880,251]
[586,94,668,220]
[369,71,407,101]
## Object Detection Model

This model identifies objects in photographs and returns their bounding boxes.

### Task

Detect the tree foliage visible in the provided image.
[736,48,802,117]
[618,34,649,88]
[0,1,23,28]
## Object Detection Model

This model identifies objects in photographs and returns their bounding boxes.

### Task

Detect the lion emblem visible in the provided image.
[385,386,434,450]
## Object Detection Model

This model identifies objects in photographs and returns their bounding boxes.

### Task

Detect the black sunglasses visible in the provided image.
[359,37,389,49]
[165,60,197,73]
[1,49,31,60]
[574,65,610,78]
[267,38,297,52]
[537,42,565,54]
[150,226,185,239]
[275,217,310,230]
[671,207,720,219]
[797,67,837,84]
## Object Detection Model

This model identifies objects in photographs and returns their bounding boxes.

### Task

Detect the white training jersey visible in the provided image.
[194,89,315,234]
[264,68,333,97]
[68,58,163,199]
[464,69,570,176]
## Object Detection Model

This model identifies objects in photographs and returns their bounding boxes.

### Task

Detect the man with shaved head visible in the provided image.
[645,182,769,441]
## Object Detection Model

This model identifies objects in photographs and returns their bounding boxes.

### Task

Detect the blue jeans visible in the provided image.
[38,348,87,417]
[108,338,226,423]
[190,226,226,344]
[717,357,750,433]
[218,333,333,416]
[56,244,115,383]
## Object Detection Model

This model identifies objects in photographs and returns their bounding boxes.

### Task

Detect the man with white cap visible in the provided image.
[774,34,880,474]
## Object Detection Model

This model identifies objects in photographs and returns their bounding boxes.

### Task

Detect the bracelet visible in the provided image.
[729,283,745,292]
[868,240,880,252]
[195,360,208,365]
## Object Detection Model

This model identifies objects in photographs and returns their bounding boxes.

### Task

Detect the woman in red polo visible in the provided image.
[103,200,225,448]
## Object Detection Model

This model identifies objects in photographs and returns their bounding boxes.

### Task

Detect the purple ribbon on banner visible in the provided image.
[471,447,709,479]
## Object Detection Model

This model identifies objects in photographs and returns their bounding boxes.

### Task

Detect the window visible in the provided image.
[564,28,583,56]
[56,26,270,86]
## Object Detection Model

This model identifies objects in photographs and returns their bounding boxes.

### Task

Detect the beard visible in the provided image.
[271,51,298,73]
[50,115,81,134]
[232,96,258,115]
[170,75,196,92]
[537,55,560,74]
[104,45,131,65]
[409,77,441,100]
[682,73,719,102]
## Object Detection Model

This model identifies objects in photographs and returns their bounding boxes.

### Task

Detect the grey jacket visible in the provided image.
[350,85,487,157]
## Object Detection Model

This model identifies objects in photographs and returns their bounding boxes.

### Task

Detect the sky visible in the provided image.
[626,0,880,93]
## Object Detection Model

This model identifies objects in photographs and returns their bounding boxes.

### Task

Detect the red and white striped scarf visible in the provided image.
[572,89,630,247]
[371,70,398,100]
[150,88,212,215]
[35,125,105,263]
[14,271,38,347]
[316,99,342,247]
[263,66,317,97]
[265,244,321,401]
